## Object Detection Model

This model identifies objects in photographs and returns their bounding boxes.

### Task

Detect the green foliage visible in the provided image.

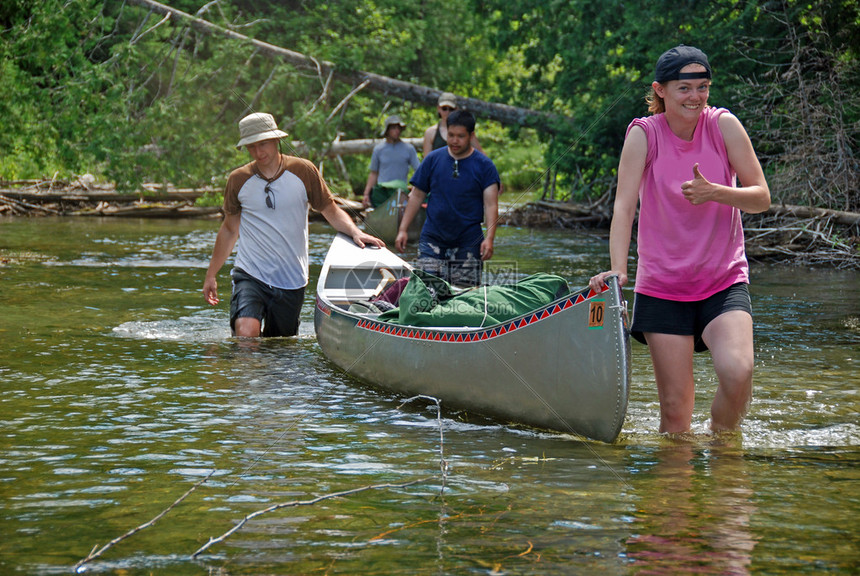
[479,0,858,208]
[724,0,860,211]
[489,130,546,199]
[0,0,855,211]
[0,0,120,179]
[195,190,224,207]
[481,0,728,195]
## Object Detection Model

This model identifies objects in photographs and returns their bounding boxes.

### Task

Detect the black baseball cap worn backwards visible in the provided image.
[655,45,712,83]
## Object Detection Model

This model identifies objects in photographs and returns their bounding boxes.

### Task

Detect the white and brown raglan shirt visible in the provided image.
[223,155,335,289]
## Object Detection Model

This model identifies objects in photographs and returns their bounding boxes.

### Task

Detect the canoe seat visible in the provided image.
[322,266,405,302]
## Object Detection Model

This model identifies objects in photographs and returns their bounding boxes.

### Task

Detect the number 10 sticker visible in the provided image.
[588,300,605,329]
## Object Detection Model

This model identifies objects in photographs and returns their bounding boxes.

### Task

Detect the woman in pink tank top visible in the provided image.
[589,45,770,436]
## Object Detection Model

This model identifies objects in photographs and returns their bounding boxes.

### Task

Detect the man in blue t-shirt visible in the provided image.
[395,110,500,286]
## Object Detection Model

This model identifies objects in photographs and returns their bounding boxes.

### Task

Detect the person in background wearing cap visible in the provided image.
[589,45,770,436]
[203,112,384,338]
[397,110,500,287]
[361,115,420,209]
[422,92,484,157]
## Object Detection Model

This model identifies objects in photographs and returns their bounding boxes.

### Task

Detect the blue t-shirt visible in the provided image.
[410,147,500,245]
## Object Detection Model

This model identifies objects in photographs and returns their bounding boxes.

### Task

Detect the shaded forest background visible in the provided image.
[0,0,857,213]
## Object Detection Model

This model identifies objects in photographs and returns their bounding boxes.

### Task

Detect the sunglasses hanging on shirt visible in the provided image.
[264,182,275,209]
[452,159,459,179]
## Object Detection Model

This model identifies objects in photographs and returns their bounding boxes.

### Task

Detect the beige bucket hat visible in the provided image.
[235,112,288,149]
[381,115,407,136]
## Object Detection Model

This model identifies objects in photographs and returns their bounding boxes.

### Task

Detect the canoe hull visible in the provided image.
[314,234,631,443]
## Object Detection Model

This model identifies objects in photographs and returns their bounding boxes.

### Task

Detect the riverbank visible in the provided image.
[0,178,222,218]
[2,178,858,269]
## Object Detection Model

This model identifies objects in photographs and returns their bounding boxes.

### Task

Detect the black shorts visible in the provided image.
[630,283,752,353]
[230,268,305,337]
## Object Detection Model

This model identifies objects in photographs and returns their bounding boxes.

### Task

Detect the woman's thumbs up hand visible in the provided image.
[681,163,713,205]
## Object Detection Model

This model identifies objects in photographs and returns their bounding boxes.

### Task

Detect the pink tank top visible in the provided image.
[630,107,748,301]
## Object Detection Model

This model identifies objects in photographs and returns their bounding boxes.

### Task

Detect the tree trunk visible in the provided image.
[126,0,572,134]
[290,138,422,157]
[764,203,860,226]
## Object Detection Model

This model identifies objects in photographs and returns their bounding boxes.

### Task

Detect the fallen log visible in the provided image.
[764,203,860,227]
[126,0,572,134]
[0,190,211,203]
[0,193,62,214]
[533,199,860,225]
[500,201,611,228]
[68,204,222,218]
[0,178,364,221]
[290,137,422,157]
[533,200,592,217]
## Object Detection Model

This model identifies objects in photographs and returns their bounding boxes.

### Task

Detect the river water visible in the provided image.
[0,217,857,575]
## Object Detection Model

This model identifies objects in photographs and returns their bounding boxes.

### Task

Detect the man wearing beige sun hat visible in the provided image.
[203,112,384,338]
[234,111,289,148]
